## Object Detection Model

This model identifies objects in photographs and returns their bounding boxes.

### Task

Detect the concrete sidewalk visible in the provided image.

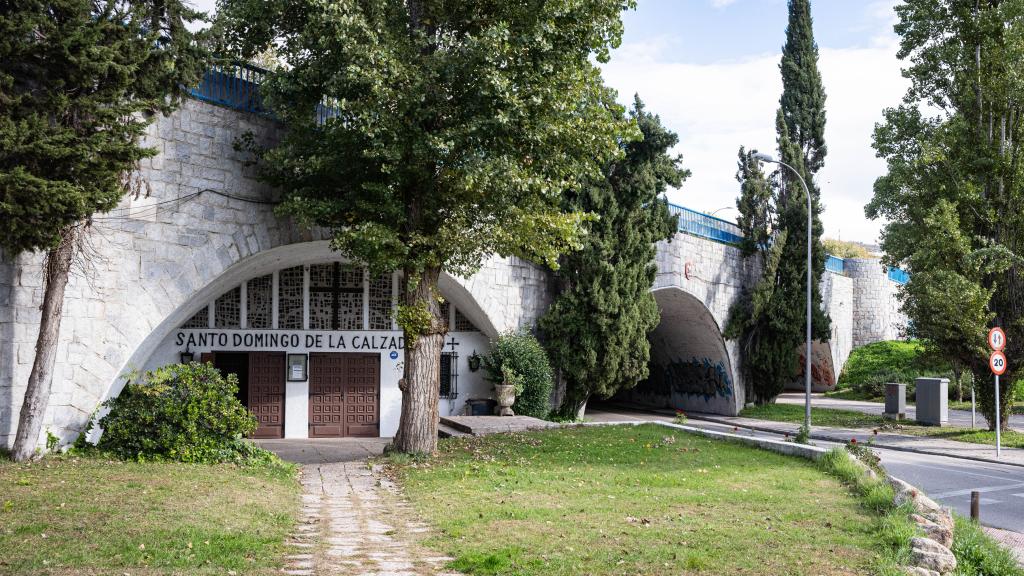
[776,392,1024,432]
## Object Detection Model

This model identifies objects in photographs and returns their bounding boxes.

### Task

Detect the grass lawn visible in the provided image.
[740,403,1024,449]
[388,424,889,575]
[0,455,300,575]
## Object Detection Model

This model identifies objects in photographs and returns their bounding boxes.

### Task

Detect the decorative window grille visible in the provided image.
[338,265,363,330]
[247,274,272,329]
[439,301,451,330]
[309,263,364,330]
[368,273,393,330]
[439,351,458,399]
[214,287,241,328]
[181,307,208,329]
[278,266,304,330]
[454,309,478,332]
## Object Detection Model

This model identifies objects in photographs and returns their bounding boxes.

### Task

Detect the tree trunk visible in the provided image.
[391,266,446,454]
[11,226,78,461]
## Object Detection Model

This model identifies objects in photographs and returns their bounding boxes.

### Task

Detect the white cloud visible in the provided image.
[711,0,738,8]
[600,6,907,243]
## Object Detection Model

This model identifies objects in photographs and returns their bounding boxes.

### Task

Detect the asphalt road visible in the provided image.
[776,392,1024,432]
[587,406,1024,533]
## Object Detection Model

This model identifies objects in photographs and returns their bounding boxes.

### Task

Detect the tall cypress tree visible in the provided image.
[540,96,686,416]
[0,0,206,460]
[726,0,830,403]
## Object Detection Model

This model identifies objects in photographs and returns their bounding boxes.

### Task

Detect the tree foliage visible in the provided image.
[823,238,873,259]
[726,0,831,404]
[0,0,207,461]
[539,96,684,416]
[868,0,1024,430]
[216,0,637,452]
[0,0,207,253]
[481,331,554,420]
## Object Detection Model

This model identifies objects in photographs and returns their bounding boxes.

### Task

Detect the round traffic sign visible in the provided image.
[990,350,1008,375]
[989,327,1007,351]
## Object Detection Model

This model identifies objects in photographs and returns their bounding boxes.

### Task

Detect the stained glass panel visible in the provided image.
[247,274,272,329]
[214,287,241,329]
[278,266,304,330]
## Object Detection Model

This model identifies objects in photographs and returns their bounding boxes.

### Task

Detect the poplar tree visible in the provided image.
[540,96,684,417]
[0,0,206,460]
[726,0,830,403]
[217,0,637,454]
[868,0,1024,430]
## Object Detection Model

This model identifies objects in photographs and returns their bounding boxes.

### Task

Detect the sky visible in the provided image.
[191,0,906,242]
[601,0,908,243]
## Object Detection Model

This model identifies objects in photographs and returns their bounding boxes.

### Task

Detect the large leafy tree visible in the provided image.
[0,0,206,461]
[539,96,684,417]
[727,0,830,403]
[868,0,1024,430]
[217,0,637,453]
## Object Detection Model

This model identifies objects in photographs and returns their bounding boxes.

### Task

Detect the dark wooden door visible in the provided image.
[248,352,285,439]
[309,353,379,437]
[343,354,380,437]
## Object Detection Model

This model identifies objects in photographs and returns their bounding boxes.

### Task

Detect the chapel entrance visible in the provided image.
[207,351,286,439]
[308,353,380,438]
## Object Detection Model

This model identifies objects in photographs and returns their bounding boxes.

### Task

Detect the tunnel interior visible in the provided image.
[620,288,739,415]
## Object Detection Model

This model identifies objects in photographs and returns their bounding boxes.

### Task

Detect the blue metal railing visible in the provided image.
[825,255,845,275]
[887,267,910,285]
[669,203,744,245]
[186,62,270,116]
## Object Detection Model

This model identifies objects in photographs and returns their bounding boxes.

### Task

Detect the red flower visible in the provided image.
[850,438,857,445]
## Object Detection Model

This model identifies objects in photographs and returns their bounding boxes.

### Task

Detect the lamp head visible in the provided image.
[751,151,776,163]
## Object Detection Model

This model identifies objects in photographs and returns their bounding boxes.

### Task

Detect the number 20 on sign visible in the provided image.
[990,350,1007,375]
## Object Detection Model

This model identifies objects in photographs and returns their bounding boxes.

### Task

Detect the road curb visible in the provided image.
[685,414,1024,470]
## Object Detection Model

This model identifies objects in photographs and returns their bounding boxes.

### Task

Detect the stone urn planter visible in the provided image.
[494,383,516,416]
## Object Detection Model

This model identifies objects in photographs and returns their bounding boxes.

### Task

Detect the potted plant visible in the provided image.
[493,368,524,416]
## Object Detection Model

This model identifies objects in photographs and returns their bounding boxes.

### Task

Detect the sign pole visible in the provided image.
[995,373,1002,458]
[971,385,976,429]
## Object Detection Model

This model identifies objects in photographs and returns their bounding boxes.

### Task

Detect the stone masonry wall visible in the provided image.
[847,258,907,347]
[0,99,554,450]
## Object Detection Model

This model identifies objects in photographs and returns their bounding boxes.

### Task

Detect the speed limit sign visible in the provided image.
[989,327,1007,351]
[990,351,1008,375]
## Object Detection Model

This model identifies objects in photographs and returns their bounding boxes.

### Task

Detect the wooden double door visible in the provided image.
[205,351,285,439]
[308,353,380,438]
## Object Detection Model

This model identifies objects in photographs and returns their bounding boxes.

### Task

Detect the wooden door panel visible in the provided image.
[248,352,285,439]
[309,353,379,438]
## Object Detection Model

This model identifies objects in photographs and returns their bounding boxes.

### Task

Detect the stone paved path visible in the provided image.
[257,438,462,576]
[984,526,1024,568]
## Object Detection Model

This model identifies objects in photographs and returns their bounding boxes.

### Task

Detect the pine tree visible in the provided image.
[540,96,685,416]
[0,0,206,460]
[726,0,830,403]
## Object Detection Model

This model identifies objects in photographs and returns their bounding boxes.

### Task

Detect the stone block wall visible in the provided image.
[846,258,907,347]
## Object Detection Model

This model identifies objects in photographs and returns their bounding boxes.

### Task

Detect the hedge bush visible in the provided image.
[97,362,272,465]
[836,340,955,400]
[482,331,554,419]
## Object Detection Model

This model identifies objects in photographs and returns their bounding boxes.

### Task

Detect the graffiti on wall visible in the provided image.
[796,351,835,389]
[647,357,733,401]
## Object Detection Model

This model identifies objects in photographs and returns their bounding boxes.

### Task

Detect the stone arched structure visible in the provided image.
[622,287,742,414]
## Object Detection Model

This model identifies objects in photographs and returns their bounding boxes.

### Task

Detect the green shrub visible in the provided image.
[482,331,554,419]
[837,341,953,399]
[97,362,271,465]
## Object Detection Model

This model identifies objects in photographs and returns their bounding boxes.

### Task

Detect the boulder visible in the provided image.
[909,537,957,574]
[910,513,953,549]
[891,477,954,531]
[904,567,939,576]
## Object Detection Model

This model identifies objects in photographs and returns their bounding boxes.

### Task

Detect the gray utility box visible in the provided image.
[915,377,949,426]
[884,383,906,419]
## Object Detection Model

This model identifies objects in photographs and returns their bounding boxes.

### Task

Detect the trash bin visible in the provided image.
[915,377,949,426]
[466,398,497,416]
[884,383,906,419]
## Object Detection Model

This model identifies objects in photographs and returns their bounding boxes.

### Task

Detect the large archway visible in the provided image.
[620,287,742,415]
[94,241,499,439]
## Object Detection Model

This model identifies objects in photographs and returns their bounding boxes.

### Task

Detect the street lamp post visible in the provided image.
[752,151,813,434]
